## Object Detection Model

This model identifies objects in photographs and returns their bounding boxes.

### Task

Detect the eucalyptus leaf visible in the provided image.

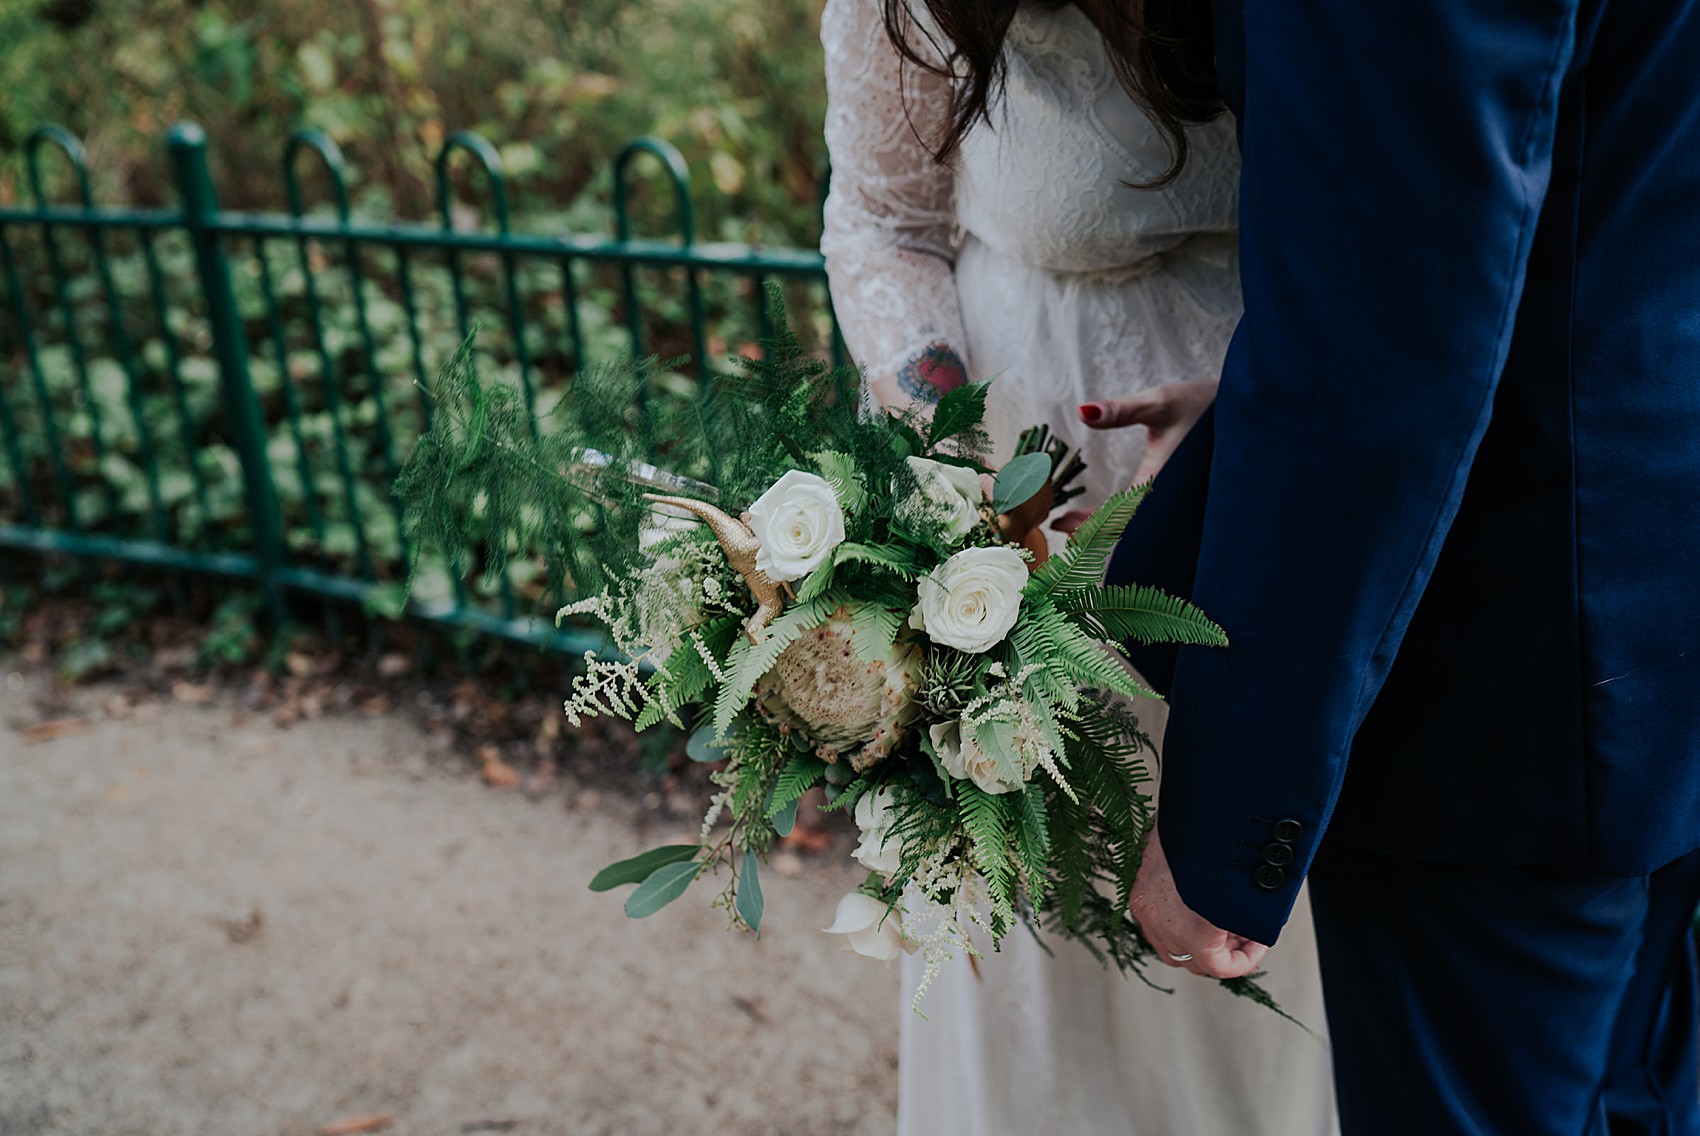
[737,846,765,934]
[686,723,732,763]
[993,451,1053,514]
[624,860,702,918]
[589,844,702,892]
[771,795,800,838]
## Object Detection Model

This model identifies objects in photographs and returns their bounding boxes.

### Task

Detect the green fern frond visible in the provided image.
[1013,782,1052,896]
[1054,584,1228,648]
[1028,485,1150,596]
[713,594,839,735]
[767,755,828,820]
[833,541,922,582]
[956,783,1018,923]
[843,602,904,663]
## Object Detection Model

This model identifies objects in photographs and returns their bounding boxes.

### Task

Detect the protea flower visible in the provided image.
[759,605,921,771]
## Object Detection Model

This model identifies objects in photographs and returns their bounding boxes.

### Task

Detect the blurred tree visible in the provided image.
[0,0,829,243]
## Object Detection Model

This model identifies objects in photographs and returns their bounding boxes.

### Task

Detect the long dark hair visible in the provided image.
[881,0,1223,187]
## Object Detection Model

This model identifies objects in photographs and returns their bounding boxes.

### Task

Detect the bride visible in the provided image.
[820,0,1338,1132]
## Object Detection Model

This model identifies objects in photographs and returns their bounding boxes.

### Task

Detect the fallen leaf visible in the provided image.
[20,718,89,744]
[478,745,520,789]
[359,695,392,718]
[171,681,215,705]
[376,652,412,679]
[317,1116,394,1136]
[219,909,264,944]
[285,651,317,677]
[730,994,770,1024]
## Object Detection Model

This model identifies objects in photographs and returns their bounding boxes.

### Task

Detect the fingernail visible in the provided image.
[1078,403,1102,424]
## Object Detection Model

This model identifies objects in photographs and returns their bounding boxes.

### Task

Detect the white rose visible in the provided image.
[928,720,1021,795]
[902,456,984,542]
[909,545,1027,654]
[747,470,846,582]
[823,891,914,961]
[852,787,904,876]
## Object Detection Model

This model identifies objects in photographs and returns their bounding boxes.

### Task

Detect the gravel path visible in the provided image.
[0,669,899,1136]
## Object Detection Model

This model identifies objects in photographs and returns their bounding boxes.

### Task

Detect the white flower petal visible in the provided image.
[847,923,903,961]
[748,470,846,582]
[823,890,887,935]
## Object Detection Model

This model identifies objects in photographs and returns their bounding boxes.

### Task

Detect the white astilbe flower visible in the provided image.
[557,534,741,662]
[957,665,1078,801]
[901,842,998,1015]
[562,654,646,726]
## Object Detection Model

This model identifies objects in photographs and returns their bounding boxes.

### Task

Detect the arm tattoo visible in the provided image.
[896,342,969,405]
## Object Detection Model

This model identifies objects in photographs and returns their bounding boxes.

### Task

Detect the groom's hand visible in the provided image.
[1129,828,1270,979]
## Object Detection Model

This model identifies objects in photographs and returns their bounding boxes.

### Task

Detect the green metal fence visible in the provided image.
[0,121,843,652]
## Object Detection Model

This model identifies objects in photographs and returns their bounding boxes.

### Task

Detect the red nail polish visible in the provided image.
[1079,403,1103,424]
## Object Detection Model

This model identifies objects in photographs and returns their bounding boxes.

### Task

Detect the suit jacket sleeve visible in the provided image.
[1153,0,1582,945]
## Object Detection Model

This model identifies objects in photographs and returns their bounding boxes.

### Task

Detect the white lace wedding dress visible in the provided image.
[821,2,1339,1133]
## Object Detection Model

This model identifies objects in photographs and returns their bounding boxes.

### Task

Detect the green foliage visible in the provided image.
[1055,584,1228,648]
[991,451,1052,514]
[200,591,266,666]
[766,754,827,822]
[925,382,991,451]
[589,844,703,892]
[736,846,764,933]
[1028,485,1151,596]
[624,859,703,918]
[955,783,1018,933]
[1,0,829,249]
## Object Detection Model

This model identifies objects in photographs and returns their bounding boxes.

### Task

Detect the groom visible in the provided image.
[1101,0,1700,1132]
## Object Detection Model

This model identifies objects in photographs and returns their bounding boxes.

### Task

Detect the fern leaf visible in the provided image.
[1044,784,1093,927]
[1028,485,1149,596]
[1055,584,1228,647]
[1014,782,1052,896]
[712,595,837,735]
[845,601,905,662]
[956,783,1017,918]
[768,755,828,820]
[833,541,921,582]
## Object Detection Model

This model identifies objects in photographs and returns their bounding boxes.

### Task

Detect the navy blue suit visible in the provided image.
[1107,0,1700,1129]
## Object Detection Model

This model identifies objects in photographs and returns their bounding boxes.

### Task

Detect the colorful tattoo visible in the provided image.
[896,342,969,404]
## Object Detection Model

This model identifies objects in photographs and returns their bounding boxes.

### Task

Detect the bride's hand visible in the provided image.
[1081,379,1219,484]
[1050,381,1218,536]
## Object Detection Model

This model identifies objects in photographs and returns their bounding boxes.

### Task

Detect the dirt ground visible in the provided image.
[0,666,899,1136]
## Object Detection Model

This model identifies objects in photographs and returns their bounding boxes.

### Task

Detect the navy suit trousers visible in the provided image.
[1308,843,1700,1135]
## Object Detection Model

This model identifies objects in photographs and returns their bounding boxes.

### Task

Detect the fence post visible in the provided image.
[168,122,287,621]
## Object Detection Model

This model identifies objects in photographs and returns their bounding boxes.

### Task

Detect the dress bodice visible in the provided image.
[953,4,1239,276]
[820,0,1242,386]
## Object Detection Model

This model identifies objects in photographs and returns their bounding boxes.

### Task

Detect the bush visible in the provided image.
[0,0,828,245]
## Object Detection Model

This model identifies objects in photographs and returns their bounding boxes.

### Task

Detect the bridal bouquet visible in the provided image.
[397,292,1264,1009]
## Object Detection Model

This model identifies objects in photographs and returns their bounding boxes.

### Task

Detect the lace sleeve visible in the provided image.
[820,0,970,409]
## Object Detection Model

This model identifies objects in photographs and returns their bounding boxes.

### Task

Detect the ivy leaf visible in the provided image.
[591,845,701,892]
[624,860,702,918]
[993,452,1052,514]
[737,846,765,935]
